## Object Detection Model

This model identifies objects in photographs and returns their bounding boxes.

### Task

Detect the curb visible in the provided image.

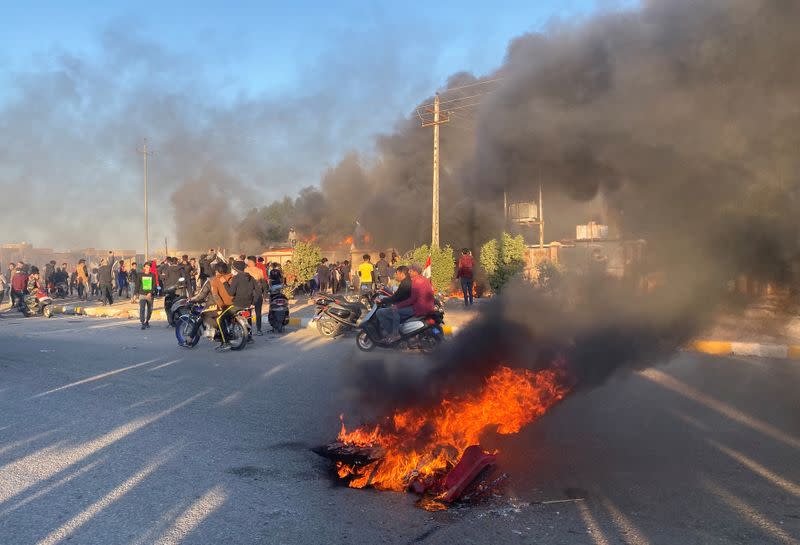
[689,340,800,359]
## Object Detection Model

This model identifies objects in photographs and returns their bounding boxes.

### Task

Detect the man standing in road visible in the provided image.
[76,259,89,301]
[128,261,139,303]
[11,262,29,310]
[357,254,375,292]
[136,262,155,329]
[375,252,390,286]
[456,248,475,306]
[316,258,330,294]
[245,256,266,335]
[97,253,115,305]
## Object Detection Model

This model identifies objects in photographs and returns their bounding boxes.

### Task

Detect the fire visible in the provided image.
[342,236,354,245]
[336,366,570,492]
[363,233,372,245]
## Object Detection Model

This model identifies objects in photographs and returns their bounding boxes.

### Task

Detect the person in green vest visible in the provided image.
[136,262,156,329]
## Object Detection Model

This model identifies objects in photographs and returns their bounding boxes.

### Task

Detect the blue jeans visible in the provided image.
[377,306,414,337]
[460,278,474,305]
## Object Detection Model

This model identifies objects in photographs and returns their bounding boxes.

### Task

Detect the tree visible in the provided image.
[480,233,527,293]
[398,244,455,293]
[289,242,321,288]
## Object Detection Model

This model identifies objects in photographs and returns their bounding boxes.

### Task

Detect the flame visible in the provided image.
[336,366,570,492]
[363,233,372,245]
[342,236,354,245]
[303,233,319,243]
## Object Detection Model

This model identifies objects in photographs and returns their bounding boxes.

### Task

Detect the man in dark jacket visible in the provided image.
[376,265,413,341]
[316,258,330,293]
[128,262,139,303]
[375,252,391,286]
[216,261,256,349]
[97,254,115,305]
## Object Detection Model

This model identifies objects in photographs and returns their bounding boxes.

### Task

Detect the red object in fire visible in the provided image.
[438,445,496,502]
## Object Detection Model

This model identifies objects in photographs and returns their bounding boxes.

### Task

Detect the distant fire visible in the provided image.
[342,236,354,246]
[333,366,571,495]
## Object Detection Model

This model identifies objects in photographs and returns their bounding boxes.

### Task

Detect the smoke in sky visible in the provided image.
[0,21,438,250]
[341,0,800,411]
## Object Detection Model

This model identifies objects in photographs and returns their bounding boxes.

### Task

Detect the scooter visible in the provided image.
[20,291,54,318]
[313,285,393,337]
[355,298,444,353]
[268,284,290,333]
[313,293,364,337]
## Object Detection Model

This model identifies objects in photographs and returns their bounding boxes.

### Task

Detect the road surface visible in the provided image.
[0,313,798,544]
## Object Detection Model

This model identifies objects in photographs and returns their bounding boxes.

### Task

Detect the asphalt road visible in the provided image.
[0,313,799,545]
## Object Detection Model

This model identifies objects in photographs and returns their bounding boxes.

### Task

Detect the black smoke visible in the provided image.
[343,0,800,412]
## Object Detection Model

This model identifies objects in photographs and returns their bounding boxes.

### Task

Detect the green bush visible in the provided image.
[397,244,455,294]
[479,233,527,293]
[290,242,321,287]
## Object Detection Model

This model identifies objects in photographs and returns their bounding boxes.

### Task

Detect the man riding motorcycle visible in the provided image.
[210,262,234,349]
[375,265,413,343]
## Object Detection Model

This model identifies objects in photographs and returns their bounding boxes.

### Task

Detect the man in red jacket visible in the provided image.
[456,248,474,306]
[385,264,435,342]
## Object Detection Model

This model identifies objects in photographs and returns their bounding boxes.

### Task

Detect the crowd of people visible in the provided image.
[1,246,475,347]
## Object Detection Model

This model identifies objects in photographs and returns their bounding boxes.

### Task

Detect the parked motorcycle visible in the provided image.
[52,282,69,299]
[355,298,444,353]
[313,285,392,337]
[267,284,290,333]
[175,303,250,351]
[19,291,54,318]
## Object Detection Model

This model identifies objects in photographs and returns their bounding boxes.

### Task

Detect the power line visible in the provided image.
[420,91,491,109]
[441,101,483,112]
[438,77,504,95]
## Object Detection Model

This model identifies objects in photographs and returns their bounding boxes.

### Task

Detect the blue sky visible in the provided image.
[0,0,638,249]
[2,1,632,99]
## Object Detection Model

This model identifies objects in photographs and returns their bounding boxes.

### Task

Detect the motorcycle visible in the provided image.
[164,278,187,327]
[355,297,445,353]
[53,282,69,299]
[267,284,290,333]
[313,285,393,337]
[19,291,54,318]
[314,294,362,337]
[175,303,251,351]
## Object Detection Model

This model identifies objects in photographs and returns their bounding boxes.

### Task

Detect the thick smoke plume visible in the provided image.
[344,0,800,413]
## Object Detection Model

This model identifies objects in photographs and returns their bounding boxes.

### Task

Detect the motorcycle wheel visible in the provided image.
[176,317,201,348]
[419,331,441,354]
[317,315,341,337]
[356,330,375,352]
[229,318,248,351]
[43,305,53,318]
[171,308,189,328]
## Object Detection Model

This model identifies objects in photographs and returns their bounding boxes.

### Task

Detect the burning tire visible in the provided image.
[356,330,375,351]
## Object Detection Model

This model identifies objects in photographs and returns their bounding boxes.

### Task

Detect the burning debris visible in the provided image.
[314,366,570,509]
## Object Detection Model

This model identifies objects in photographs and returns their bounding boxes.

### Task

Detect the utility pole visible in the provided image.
[421,93,449,249]
[139,139,154,262]
[538,182,545,249]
